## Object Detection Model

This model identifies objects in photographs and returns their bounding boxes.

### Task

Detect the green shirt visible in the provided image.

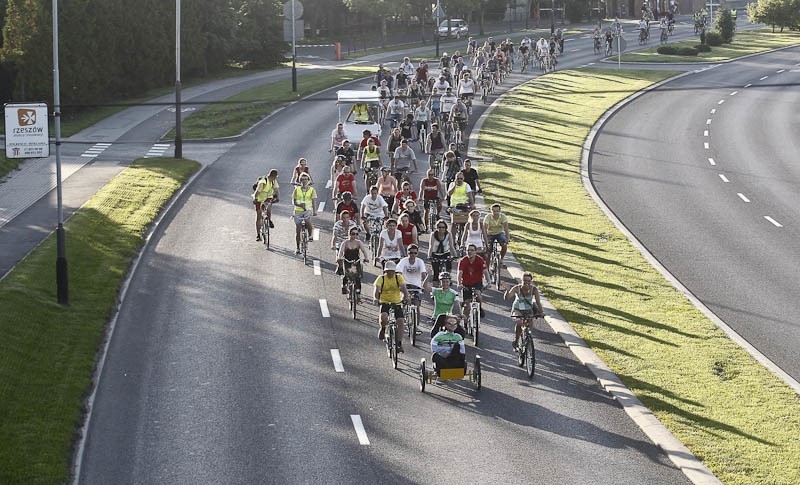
[432,288,460,320]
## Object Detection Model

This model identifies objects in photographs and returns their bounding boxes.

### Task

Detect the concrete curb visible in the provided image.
[70,164,208,484]
[466,71,722,484]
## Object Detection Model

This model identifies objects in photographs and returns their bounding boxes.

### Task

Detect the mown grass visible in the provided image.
[162,65,377,140]
[0,157,199,484]
[0,151,24,180]
[620,29,800,62]
[478,69,800,484]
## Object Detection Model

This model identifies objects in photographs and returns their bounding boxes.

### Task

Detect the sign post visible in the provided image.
[284,0,304,92]
[4,103,50,158]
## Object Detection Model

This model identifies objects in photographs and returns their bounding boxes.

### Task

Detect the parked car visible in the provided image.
[437,19,468,38]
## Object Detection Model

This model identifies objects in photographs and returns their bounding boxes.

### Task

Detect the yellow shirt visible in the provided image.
[375,273,406,303]
[483,213,507,235]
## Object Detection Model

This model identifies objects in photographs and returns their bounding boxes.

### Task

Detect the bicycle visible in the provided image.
[487,239,502,288]
[520,52,529,72]
[299,218,310,264]
[593,36,601,55]
[363,166,379,190]
[660,29,668,44]
[383,302,402,369]
[404,288,423,346]
[343,258,365,319]
[424,198,441,232]
[366,216,384,266]
[605,38,613,56]
[417,124,427,154]
[463,287,481,347]
[638,28,649,45]
[259,201,274,250]
[514,312,540,378]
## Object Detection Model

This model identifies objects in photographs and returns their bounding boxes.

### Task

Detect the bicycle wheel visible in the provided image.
[350,283,357,320]
[302,228,308,264]
[389,324,398,369]
[419,359,427,392]
[517,339,526,367]
[493,254,501,288]
[473,356,482,390]
[410,306,417,346]
[471,303,480,347]
[525,336,535,378]
[262,218,269,249]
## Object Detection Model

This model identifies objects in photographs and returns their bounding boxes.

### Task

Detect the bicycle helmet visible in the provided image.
[336,154,346,161]
[342,191,352,199]
[439,272,451,280]
[384,261,398,272]
[380,166,391,172]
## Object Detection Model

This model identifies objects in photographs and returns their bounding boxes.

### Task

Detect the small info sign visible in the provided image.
[4,103,50,158]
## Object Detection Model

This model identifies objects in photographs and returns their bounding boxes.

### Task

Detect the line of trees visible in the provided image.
[0,0,286,109]
[747,0,800,32]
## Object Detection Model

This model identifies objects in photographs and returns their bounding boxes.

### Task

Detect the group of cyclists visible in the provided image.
[251,34,565,370]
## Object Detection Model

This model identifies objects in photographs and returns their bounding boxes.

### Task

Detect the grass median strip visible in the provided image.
[478,69,800,485]
[620,29,800,62]
[0,157,199,483]
[163,65,375,140]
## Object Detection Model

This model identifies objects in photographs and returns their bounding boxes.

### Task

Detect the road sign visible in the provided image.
[283,0,303,20]
[4,103,50,158]
[432,4,445,18]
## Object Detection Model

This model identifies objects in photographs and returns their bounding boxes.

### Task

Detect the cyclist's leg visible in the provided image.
[513,316,523,346]
[295,218,302,249]
[254,200,263,238]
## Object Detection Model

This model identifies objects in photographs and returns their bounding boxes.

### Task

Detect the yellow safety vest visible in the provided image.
[255,178,276,202]
[293,186,315,214]
[354,104,369,122]
[451,183,468,205]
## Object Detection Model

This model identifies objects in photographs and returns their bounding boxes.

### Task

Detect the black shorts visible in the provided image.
[462,283,484,301]
[380,303,404,319]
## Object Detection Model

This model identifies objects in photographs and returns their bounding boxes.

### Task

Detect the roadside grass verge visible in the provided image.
[620,29,800,62]
[161,65,376,140]
[0,157,199,483]
[478,69,800,484]
[0,151,23,181]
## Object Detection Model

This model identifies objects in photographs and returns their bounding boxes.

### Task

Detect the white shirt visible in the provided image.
[397,256,427,288]
[440,94,458,113]
[400,62,415,74]
[379,229,404,259]
[331,128,347,147]
[387,99,405,115]
[393,146,417,168]
[361,194,388,218]
[458,78,475,95]
[433,80,450,92]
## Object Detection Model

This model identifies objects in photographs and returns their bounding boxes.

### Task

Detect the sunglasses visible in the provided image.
[409,251,418,255]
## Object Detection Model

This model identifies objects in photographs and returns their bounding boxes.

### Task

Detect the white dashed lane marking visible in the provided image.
[737,193,750,203]
[319,299,330,317]
[313,260,321,276]
[708,158,716,166]
[777,69,785,73]
[710,109,716,114]
[704,130,709,137]
[759,76,769,80]
[707,118,713,124]
[717,100,724,105]
[744,83,752,88]
[330,349,345,372]
[730,91,738,96]
[350,415,370,445]
[719,174,729,183]
[318,201,326,212]
[704,142,709,149]
[765,216,783,227]
[80,143,112,158]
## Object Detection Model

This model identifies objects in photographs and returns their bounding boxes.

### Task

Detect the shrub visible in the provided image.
[657,45,679,55]
[695,43,712,52]
[714,9,736,42]
[677,46,699,56]
[705,31,723,46]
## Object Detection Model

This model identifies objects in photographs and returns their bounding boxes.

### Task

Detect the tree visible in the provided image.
[713,8,735,43]
[343,0,408,46]
[748,0,800,32]
[230,0,286,68]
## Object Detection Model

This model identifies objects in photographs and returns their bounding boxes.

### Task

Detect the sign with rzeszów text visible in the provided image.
[4,103,50,158]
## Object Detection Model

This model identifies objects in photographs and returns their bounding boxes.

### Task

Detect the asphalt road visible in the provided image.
[590,46,800,380]
[76,24,712,484]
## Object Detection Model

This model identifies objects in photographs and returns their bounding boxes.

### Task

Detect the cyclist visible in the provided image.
[428,219,455,282]
[458,70,475,107]
[439,51,451,70]
[386,127,403,168]
[407,80,423,111]
[460,159,482,194]
[393,180,418,215]
[400,57,415,76]
[428,87,442,124]
[397,212,419,247]
[605,28,615,54]
[395,67,409,95]
[331,209,359,253]
[554,28,564,54]
[403,199,425,234]
[378,218,405,266]
[458,243,491,321]
[357,129,381,161]
[503,272,544,351]
[399,113,416,141]
[335,140,356,171]
[484,202,510,260]
[361,185,389,242]
[374,261,410,351]
[291,173,317,254]
[430,273,463,336]
[337,226,369,299]
[447,171,473,240]
[349,102,372,124]
[432,75,450,93]
[536,36,549,59]
[592,26,602,52]
[291,157,312,185]
[425,123,447,167]
[639,17,649,42]
[397,242,427,316]
[414,101,431,142]
[252,169,279,241]
[519,42,530,68]
[439,87,458,125]
[330,123,347,153]
[415,60,429,86]
[485,52,499,85]
[431,314,466,371]
[420,169,446,232]
[448,97,468,146]
[442,150,463,187]
[334,164,357,201]
[377,166,398,208]
[334,191,360,224]
[387,95,406,128]
[361,137,383,179]
[392,138,418,183]
[462,209,487,255]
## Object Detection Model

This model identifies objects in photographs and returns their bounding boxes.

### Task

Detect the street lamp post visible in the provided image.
[291,0,298,92]
[51,0,68,305]
[435,0,441,58]
[551,0,555,34]
[175,0,182,159]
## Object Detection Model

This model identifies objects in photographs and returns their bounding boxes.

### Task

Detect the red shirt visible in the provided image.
[458,255,487,286]
[394,190,418,209]
[398,222,415,246]
[421,178,440,201]
[336,173,356,195]
[336,200,358,219]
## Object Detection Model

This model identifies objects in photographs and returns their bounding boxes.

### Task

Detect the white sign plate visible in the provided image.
[4,103,50,158]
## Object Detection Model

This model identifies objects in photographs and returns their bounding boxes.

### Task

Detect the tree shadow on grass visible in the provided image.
[534,258,650,297]
[558,308,682,347]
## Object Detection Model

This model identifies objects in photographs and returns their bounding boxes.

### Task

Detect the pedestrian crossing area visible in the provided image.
[145,143,171,158]
[80,143,112,158]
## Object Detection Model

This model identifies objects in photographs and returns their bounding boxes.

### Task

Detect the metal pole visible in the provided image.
[435,0,440,58]
[551,0,555,34]
[291,0,298,92]
[175,0,182,159]
[52,0,68,305]
[508,2,513,33]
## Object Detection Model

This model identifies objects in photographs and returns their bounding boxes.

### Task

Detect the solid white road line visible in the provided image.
[704,142,710,149]
[319,299,330,317]
[330,349,345,372]
[314,260,321,276]
[710,109,716,114]
[759,76,768,80]
[730,91,738,96]
[313,228,320,241]
[326,180,332,189]
[744,83,752,88]
[350,415,370,445]
[719,174,729,183]
[737,193,750,203]
[704,130,709,137]
[764,216,783,227]
[708,158,716,166]
[318,201,326,212]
